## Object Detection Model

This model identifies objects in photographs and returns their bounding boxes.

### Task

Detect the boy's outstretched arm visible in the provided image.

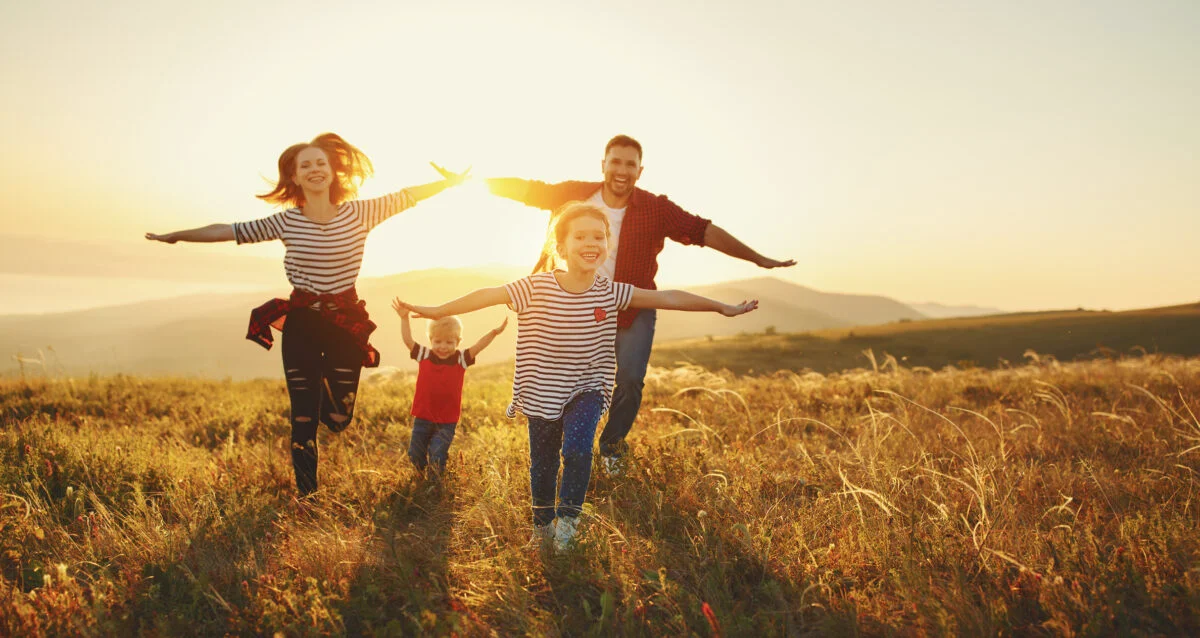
[467,317,508,359]
[629,288,758,317]
[393,286,512,321]
[145,224,235,244]
[394,306,418,351]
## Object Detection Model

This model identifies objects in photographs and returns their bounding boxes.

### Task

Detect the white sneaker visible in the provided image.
[602,456,621,478]
[529,521,555,548]
[553,516,580,552]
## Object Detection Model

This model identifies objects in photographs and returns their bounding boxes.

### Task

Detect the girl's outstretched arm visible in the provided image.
[629,288,758,317]
[392,286,512,321]
[144,224,235,243]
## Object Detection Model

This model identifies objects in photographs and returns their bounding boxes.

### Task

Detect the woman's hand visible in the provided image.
[721,299,759,317]
[429,162,472,187]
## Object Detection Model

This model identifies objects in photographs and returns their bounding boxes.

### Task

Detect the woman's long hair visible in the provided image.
[531,201,611,273]
[257,133,373,208]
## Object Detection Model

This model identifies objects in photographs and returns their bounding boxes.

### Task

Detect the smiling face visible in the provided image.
[557,214,610,275]
[601,144,643,200]
[292,146,333,197]
[429,330,461,358]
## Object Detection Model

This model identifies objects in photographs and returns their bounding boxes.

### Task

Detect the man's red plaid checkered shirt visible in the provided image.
[489,179,712,329]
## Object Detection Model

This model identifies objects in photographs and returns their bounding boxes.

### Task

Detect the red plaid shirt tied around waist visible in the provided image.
[488,179,711,329]
[246,288,380,367]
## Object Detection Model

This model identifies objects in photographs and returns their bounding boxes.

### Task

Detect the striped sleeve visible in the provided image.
[612,282,634,311]
[232,212,287,244]
[504,276,535,312]
[410,344,428,361]
[354,190,418,231]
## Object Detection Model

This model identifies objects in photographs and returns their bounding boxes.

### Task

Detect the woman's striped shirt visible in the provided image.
[503,272,634,420]
[231,190,416,294]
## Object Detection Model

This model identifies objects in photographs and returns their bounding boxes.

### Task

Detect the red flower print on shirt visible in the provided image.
[594,308,607,322]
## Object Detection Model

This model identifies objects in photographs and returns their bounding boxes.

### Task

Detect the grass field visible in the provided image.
[2,353,1199,635]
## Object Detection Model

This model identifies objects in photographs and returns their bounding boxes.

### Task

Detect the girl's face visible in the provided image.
[293,147,333,195]
[558,215,609,274]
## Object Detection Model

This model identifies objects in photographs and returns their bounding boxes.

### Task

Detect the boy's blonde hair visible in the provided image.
[428,316,463,340]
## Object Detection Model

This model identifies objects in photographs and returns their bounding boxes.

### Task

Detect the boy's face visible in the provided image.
[430,331,461,358]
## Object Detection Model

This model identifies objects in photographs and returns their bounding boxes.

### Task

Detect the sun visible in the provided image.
[359,178,551,279]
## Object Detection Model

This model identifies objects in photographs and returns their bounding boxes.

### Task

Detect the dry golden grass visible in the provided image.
[2,355,1199,635]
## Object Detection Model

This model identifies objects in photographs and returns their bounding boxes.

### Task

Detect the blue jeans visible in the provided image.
[598,309,656,458]
[409,418,457,475]
[526,391,605,526]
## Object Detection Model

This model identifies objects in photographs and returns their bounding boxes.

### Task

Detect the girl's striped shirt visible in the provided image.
[503,272,634,420]
[231,190,416,294]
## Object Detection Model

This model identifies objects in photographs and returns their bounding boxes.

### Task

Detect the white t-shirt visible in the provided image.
[587,189,626,281]
[503,272,634,420]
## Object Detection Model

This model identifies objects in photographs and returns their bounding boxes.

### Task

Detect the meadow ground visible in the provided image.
[2,355,1199,635]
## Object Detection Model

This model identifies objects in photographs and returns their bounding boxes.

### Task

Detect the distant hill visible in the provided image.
[0,271,924,379]
[652,303,1200,375]
[906,301,1005,319]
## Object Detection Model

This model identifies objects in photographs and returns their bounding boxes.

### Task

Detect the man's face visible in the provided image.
[601,145,643,198]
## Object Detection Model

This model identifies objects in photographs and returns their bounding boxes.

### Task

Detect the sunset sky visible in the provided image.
[2,0,1197,314]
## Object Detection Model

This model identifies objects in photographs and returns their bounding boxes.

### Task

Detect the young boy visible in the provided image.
[395,307,507,478]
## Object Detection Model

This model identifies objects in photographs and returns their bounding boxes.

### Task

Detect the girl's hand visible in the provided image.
[492,317,509,336]
[429,162,472,186]
[145,232,178,244]
[722,299,759,317]
[392,297,439,319]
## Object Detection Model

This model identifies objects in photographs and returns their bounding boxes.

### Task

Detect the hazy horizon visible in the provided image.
[3,1,1197,315]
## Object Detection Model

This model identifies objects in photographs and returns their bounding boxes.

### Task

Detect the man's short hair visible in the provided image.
[605,134,643,161]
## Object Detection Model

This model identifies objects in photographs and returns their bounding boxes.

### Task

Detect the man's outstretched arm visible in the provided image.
[703,224,796,269]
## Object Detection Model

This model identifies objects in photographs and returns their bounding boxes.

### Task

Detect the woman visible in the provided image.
[147,132,466,497]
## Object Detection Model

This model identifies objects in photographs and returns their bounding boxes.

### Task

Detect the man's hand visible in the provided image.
[721,299,759,317]
[755,256,796,269]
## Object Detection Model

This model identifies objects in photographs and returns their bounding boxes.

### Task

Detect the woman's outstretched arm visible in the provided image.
[392,286,512,321]
[405,164,471,202]
[145,224,235,244]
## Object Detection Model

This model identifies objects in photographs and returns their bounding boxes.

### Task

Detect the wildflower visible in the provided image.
[701,602,721,637]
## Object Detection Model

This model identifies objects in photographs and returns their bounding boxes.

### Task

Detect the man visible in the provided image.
[480,135,795,475]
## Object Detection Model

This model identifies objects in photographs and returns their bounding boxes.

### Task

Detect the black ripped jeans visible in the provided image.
[281,308,364,496]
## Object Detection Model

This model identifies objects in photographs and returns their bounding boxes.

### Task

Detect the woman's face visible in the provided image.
[558,215,609,273]
[292,146,333,195]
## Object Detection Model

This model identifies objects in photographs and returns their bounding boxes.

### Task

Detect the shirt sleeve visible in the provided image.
[461,349,475,368]
[487,179,595,211]
[503,276,535,313]
[655,193,711,246]
[232,212,287,244]
[612,281,635,311]
[352,190,418,232]
[410,343,426,361]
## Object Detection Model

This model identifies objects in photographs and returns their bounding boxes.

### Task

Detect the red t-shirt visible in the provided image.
[410,344,475,423]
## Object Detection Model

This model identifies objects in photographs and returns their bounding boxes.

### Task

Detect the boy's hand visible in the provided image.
[393,297,439,319]
[391,298,411,318]
[492,317,509,336]
[722,299,759,317]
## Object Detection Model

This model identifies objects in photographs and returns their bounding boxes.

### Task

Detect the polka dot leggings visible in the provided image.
[526,390,605,527]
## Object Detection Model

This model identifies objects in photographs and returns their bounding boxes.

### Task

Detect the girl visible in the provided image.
[393,201,756,551]
[146,133,467,497]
